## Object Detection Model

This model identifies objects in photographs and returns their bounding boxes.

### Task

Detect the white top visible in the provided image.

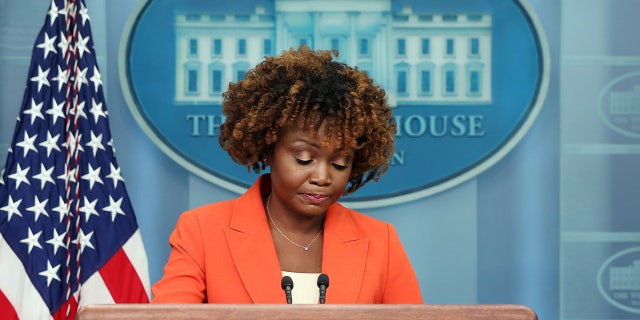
[281,271,320,304]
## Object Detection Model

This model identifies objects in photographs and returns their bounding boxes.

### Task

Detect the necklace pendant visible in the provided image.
[304,247,309,251]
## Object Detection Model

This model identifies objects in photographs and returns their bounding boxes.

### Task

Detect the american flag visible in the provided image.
[0,0,150,319]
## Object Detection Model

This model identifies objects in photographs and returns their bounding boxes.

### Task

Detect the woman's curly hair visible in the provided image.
[219,46,396,194]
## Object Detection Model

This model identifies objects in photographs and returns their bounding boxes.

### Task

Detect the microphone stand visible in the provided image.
[281,276,294,304]
[317,273,329,304]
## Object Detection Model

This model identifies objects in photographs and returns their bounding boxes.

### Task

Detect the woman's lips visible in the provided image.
[303,193,329,204]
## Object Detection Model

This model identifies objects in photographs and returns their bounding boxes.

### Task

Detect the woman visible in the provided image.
[151,46,423,304]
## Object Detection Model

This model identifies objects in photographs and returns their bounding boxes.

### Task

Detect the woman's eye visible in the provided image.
[332,163,348,171]
[296,159,313,165]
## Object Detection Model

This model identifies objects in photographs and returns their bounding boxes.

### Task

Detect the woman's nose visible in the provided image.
[310,162,331,186]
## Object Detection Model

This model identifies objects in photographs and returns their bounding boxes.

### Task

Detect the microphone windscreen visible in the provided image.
[281,275,294,289]
[317,273,329,288]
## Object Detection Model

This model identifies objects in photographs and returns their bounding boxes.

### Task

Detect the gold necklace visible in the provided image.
[266,194,323,251]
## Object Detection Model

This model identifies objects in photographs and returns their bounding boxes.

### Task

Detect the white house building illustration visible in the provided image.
[174,0,493,107]
[609,85,640,115]
[609,260,640,291]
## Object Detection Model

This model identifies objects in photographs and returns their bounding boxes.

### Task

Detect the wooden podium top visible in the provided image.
[75,304,537,320]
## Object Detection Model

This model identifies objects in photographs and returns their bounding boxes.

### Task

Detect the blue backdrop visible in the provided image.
[2,1,640,320]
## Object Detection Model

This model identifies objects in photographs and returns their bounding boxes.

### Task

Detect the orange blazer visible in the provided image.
[151,175,423,304]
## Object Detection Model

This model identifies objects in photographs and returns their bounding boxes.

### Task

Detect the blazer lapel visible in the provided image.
[322,204,369,303]
[225,180,284,303]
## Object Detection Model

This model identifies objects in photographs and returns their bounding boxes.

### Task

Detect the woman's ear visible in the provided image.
[263,149,273,166]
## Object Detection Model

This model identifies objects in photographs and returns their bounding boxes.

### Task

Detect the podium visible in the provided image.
[75,304,537,320]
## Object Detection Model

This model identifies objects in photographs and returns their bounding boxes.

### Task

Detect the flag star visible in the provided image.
[47,99,66,124]
[47,0,59,26]
[23,99,45,125]
[86,132,105,156]
[36,33,57,59]
[38,261,61,287]
[63,132,84,155]
[46,229,68,255]
[108,139,116,153]
[58,32,69,55]
[8,164,31,189]
[16,132,38,157]
[52,65,69,92]
[104,196,125,222]
[58,1,71,20]
[89,66,102,93]
[76,33,91,58]
[39,132,62,157]
[57,167,77,185]
[32,163,55,189]
[81,164,103,190]
[79,3,90,26]
[30,65,51,92]
[20,227,43,254]
[0,196,23,222]
[106,163,125,189]
[80,196,100,222]
[52,196,70,223]
[27,196,50,222]
[75,229,95,254]
[74,67,89,91]
[89,97,106,123]
[70,100,88,120]
[62,132,75,150]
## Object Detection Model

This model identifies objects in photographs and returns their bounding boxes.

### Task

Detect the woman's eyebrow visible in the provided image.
[289,138,321,149]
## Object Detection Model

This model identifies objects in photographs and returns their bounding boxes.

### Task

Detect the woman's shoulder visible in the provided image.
[178,177,267,228]
[180,198,238,224]
[331,202,392,233]
[190,198,237,212]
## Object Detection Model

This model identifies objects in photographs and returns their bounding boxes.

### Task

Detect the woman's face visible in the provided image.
[268,123,353,218]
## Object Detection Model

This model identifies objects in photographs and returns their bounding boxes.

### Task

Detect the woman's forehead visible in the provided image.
[280,123,331,140]
[279,123,352,151]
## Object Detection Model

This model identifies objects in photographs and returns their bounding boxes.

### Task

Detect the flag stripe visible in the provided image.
[77,271,115,308]
[0,286,19,320]
[123,230,152,296]
[100,248,149,303]
[52,296,77,320]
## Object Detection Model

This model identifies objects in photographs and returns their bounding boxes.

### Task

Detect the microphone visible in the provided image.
[281,276,294,304]
[317,273,329,304]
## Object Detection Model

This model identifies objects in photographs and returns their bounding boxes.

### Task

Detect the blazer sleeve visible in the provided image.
[151,211,207,303]
[382,224,424,303]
